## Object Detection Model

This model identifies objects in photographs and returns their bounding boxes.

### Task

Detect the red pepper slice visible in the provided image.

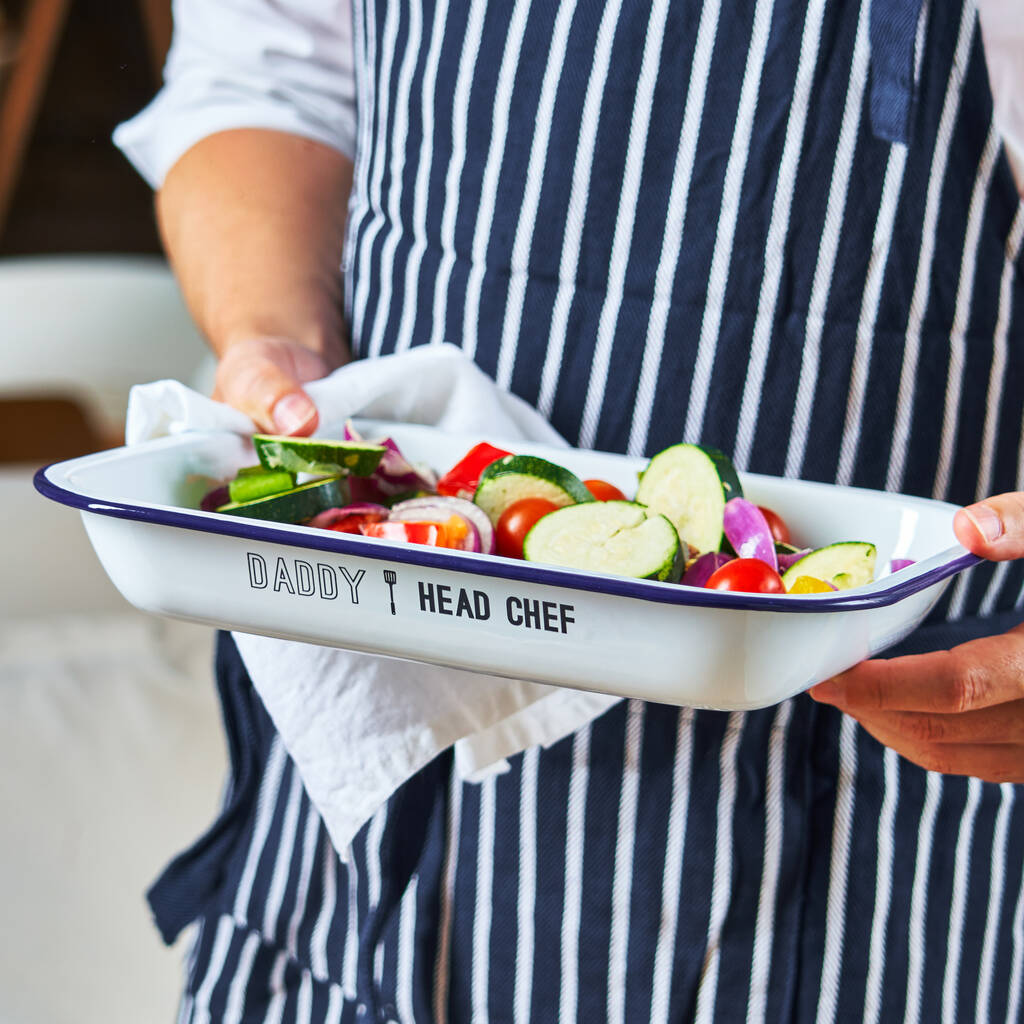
[362,520,446,547]
[324,513,386,535]
[436,442,513,499]
[362,517,473,549]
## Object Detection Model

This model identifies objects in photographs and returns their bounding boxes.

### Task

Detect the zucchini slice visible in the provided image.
[473,454,594,526]
[780,542,877,591]
[523,500,683,582]
[253,434,386,477]
[228,467,297,504]
[775,541,804,557]
[635,443,742,554]
[216,477,347,523]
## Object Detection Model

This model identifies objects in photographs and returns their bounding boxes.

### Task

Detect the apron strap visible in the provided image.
[869,0,928,144]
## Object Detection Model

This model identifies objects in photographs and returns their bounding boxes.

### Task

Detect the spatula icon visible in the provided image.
[383,569,397,614]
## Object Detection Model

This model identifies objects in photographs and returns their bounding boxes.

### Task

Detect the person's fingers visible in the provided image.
[213,337,328,434]
[954,492,1024,560]
[848,712,1024,783]
[850,699,1024,746]
[808,624,1024,712]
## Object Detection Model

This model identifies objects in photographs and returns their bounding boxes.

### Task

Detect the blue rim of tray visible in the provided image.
[35,461,980,614]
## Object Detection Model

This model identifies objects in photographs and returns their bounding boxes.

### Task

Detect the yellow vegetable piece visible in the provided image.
[428,514,469,549]
[788,575,833,594]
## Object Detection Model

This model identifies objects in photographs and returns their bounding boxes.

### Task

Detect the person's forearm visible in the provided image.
[156,128,354,365]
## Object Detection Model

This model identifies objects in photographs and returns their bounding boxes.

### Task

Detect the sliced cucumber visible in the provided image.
[523,500,683,582]
[216,477,347,523]
[228,467,297,504]
[253,434,385,477]
[635,443,742,554]
[775,541,804,557]
[780,542,877,591]
[473,454,593,526]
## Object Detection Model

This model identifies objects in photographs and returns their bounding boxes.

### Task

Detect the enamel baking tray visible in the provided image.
[35,421,978,710]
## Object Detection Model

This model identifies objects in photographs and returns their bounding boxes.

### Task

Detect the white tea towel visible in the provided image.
[126,344,620,853]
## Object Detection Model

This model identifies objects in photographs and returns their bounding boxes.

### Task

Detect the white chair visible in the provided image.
[0,253,213,441]
[1,253,215,614]
[0,254,226,1024]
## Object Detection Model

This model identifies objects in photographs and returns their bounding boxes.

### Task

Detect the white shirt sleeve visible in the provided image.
[976,0,1024,194]
[113,0,357,189]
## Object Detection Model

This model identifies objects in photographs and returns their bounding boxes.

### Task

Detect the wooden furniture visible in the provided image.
[0,0,172,237]
[0,395,107,463]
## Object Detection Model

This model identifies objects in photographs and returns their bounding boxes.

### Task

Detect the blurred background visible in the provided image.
[0,0,164,257]
[1,2,227,1021]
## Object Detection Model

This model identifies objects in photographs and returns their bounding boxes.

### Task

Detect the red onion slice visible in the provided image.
[344,420,438,493]
[345,475,398,504]
[889,558,915,573]
[681,551,733,588]
[378,438,438,490]
[723,498,778,571]
[200,484,231,512]
[390,496,495,554]
[776,548,812,571]
[307,503,389,530]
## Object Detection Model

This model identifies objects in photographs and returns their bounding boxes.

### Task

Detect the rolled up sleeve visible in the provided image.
[114,0,357,189]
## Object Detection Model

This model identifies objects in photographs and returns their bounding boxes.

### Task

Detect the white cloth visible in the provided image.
[977,0,1024,189]
[126,345,620,853]
[115,0,1024,194]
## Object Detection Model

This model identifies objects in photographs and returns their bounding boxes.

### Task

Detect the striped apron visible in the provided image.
[153,0,1024,1019]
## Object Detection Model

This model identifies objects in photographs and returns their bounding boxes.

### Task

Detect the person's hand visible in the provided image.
[213,335,339,436]
[809,493,1024,783]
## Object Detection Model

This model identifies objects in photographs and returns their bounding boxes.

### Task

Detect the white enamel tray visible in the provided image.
[36,420,978,710]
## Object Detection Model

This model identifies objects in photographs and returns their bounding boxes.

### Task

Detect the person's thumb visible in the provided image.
[953,493,1024,561]
[213,338,325,436]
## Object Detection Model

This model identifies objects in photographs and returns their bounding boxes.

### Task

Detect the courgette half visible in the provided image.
[253,434,386,477]
[635,443,742,554]
[216,477,347,523]
[473,454,594,526]
[523,500,683,582]
[228,467,297,504]
[780,542,877,591]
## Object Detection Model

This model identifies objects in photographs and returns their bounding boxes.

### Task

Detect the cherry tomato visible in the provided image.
[584,478,627,502]
[705,557,785,594]
[757,505,792,545]
[496,498,559,559]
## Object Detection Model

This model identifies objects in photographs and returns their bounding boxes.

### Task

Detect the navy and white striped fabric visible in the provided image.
[154,0,1024,1019]
[168,644,1024,1023]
